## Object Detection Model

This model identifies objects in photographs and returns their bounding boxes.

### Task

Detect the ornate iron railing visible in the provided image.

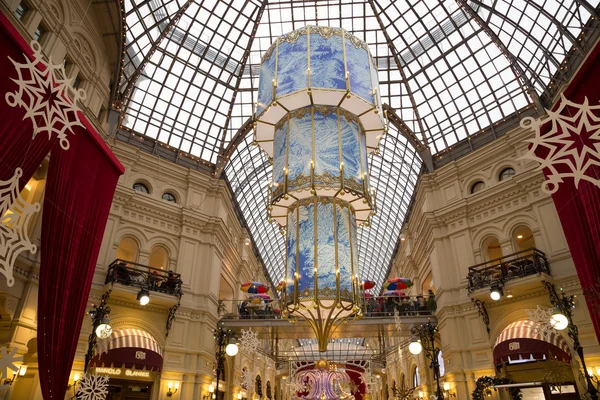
[217,295,436,320]
[467,248,550,293]
[105,259,183,298]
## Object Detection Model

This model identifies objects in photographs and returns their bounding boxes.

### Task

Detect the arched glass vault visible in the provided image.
[115,0,600,290]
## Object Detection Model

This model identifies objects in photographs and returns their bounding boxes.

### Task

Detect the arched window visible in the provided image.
[499,167,515,181]
[255,375,263,397]
[513,225,536,252]
[266,381,272,399]
[133,182,150,194]
[413,366,420,387]
[482,236,502,262]
[116,237,139,262]
[148,245,169,270]
[162,192,177,202]
[438,351,445,377]
[470,181,485,194]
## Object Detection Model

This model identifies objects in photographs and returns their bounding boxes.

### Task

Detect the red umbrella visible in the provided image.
[241,281,270,294]
[362,280,376,290]
[384,278,413,290]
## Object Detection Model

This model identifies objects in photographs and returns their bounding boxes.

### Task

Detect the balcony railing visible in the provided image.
[105,259,183,298]
[467,248,550,293]
[218,295,436,321]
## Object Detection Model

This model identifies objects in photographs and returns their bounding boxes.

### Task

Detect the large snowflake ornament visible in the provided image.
[6,40,86,150]
[76,373,110,400]
[239,328,260,354]
[520,95,600,194]
[0,168,40,287]
[526,306,557,341]
[288,377,306,394]
[95,336,111,359]
[0,346,23,379]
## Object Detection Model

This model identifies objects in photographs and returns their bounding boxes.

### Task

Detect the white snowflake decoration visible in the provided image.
[288,377,306,393]
[241,368,252,390]
[6,40,86,150]
[526,306,558,341]
[239,328,260,354]
[520,95,600,194]
[394,308,402,332]
[95,336,110,359]
[359,371,372,387]
[0,346,23,379]
[76,373,110,400]
[0,168,40,287]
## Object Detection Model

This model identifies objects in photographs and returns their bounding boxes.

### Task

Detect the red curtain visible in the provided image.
[538,43,600,340]
[0,13,56,187]
[38,130,122,399]
[0,12,124,400]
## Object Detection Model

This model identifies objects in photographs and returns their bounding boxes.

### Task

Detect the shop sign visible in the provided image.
[508,342,520,351]
[95,367,152,380]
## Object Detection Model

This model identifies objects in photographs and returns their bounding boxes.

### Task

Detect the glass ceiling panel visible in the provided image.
[118,0,600,288]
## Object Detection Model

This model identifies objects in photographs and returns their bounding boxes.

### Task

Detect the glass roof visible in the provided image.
[117,0,599,290]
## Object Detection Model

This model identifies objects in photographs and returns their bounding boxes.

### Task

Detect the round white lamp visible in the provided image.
[409,340,423,355]
[550,311,569,330]
[95,318,112,339]
[226,343,239,356]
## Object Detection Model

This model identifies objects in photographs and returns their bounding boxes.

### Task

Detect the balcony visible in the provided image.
[105,259,183,299]
[467,248,550,294]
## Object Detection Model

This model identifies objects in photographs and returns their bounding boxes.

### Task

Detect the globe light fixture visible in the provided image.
[490,284,503,301]
[550,309,569,330]
[226,343,239,356]
[137,289,150,306]
[409,340,423,355]
[95,317,112,339]
[255,25,386,353]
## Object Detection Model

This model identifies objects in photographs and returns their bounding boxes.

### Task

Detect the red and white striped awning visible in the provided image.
[108,328,162,356]
[90,328,163,372]
[493,320,571,366]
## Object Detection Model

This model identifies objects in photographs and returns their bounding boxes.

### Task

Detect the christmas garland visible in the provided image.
[472,376,523,400]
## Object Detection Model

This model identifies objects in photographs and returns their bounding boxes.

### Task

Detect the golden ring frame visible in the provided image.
[253,25,387,159]
[266,105,376,228]
[281,197,363,353]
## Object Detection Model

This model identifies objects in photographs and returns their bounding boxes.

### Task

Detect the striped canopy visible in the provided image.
[90,328,163,372]
[493,320,571,366]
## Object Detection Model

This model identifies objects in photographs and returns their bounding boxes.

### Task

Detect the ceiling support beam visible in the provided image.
[115,0,195,111]
[455,0,546,114]
[216,1,268,165]
[368,0,429,146]
[215,117,254,178]
[383,104,434,172]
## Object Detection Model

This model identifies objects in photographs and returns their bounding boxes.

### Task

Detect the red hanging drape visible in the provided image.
[0,12,57,187]
[38,129,122,400]
[0,11,124,400]
[537,43,600,340]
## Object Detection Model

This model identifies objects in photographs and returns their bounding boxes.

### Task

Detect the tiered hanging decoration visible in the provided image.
[254,26,386,353]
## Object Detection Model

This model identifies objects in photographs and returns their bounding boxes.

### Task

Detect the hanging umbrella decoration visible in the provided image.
[240,281,270,294]
[362,280,376,290]
[276,280,285,292]
[248,293,272,304]
[384,278,413,291]
[383,290,405,297]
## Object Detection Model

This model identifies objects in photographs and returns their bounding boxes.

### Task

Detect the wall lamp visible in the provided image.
[490,283,503,301]
[67,372,80,389]
[137,288,150,306]
[3,364,27,385]
[443,382,456,398]
[166,381,179,397]
[203,384,215,399]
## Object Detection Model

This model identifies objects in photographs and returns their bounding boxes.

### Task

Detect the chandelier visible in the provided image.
[255,26,386,352]
[294,360,354,400]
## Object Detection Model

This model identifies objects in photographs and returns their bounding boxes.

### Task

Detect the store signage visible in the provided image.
[135,351,146,360]
[95,367,151,379]
[508,342,520,351]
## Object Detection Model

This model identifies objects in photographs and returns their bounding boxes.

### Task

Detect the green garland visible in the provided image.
[472,376,523,400]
